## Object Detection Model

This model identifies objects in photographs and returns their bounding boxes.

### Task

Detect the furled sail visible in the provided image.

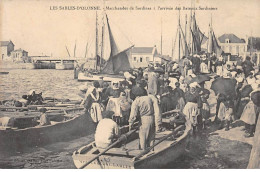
[207,24,223,57]
[190,14,208,54]
[172,24,190,62]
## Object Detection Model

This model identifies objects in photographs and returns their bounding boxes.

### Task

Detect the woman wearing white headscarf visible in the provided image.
[240,88,260,137]
[216,56,224,76]
[218,95,234,131]
[183,82,201,132]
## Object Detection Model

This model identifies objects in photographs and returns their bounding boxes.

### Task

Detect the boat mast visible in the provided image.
[65,46,71,57]
[171,37,174,59]
[100,13,105,72]
[95,11,98,70]
[207,14,212,54]
[74,40,77,58]
[250,30,253,57]
[185,14,187,57]
[178,10,181,62]
[161,18,163,55]
[211,13,213,28]
[189,0,193,54]
[84,42,88,58]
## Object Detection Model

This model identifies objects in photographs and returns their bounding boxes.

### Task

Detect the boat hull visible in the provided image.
[77,72,124,82]
[134,132,189,168]
[72,122,191,169]
[0,72,9,75]
[0,109,96,152]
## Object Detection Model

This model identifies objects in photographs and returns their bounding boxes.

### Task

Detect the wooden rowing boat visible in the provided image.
[72,110,192,169]
[77,72,125,82]
[0,71,9,75]
[0,107,96,152]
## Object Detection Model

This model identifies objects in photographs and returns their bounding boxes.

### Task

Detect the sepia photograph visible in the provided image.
[0,0,259,169]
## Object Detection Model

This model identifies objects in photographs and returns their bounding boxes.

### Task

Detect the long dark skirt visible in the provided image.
[236,99,250,119]
[84,94,94,110]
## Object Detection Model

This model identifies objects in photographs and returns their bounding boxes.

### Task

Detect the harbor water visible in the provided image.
[0,69,84,101]
[0,69,252,169]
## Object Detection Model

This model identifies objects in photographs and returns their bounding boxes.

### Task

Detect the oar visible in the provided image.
[79,128,138,169]
[134,125,185,160]
[162,109,180,117]
[0,106,28,110]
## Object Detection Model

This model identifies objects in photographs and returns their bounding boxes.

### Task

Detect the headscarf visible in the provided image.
[29,90,35,95]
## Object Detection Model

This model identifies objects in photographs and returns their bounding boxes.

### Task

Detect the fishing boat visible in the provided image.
[0,71,9,75]
[78,72,124,82]
[77,12,134,82]
[0,106,95,151]
[32,61,56,69]
[72,110,192,169]
[0,97,81,112]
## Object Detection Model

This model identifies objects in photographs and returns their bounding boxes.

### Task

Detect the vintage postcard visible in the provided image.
[0,0,259,169]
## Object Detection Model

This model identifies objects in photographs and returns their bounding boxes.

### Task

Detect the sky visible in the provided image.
[0,0,260,57]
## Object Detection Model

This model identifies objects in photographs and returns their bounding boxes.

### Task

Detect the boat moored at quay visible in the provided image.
[0,105,95,151]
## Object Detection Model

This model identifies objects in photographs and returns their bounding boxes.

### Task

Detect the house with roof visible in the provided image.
[11,48,29,62]
[131,46,162,68]
[218,34,247,56]
[0,40,15,60]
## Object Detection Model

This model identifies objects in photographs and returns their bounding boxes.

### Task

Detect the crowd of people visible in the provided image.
[79,54,260,152]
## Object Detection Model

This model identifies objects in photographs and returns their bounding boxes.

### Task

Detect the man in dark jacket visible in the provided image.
[242,56,254,78]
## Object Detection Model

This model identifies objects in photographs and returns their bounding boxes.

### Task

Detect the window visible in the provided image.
[146,57,149,62]
[134,57,136,61]
[225,39,230,43]
[236,46,239,53]
[140,57,143,62]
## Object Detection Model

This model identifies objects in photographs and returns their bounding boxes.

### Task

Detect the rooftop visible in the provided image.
[132,47,155,54]
[0,40,14,47]
[13,48,28,53]
[218,34,245,43]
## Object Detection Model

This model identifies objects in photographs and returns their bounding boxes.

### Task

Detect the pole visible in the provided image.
[189,0,193,53]
[100,14,105,72]
[161,17,163,55]
[74,40,77,57]
[178,10,181,62]
[250,30,253,57]
[207,24,210,53]
[65,46,71,57]
[84,42,88,58]
[211,13,213,28]
[185,14,187,57]
[171,37,174,60]
[95,11,98,70]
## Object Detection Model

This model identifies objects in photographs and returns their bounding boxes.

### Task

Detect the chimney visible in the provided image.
[245,35,248,52]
